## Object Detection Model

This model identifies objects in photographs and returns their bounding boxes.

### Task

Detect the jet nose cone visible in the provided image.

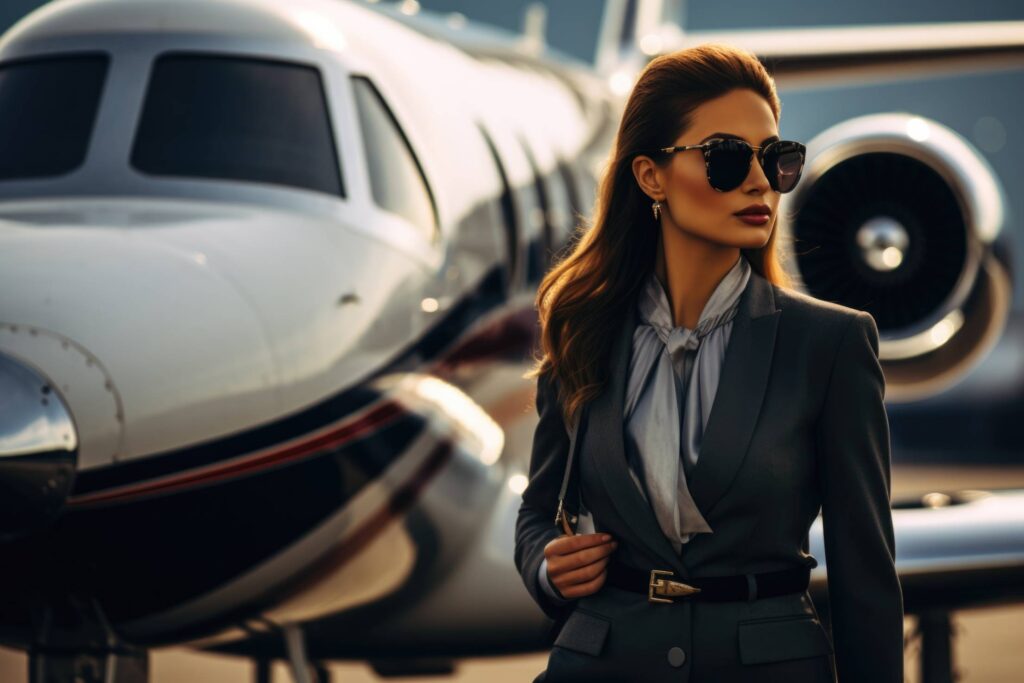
[0,352,78,541]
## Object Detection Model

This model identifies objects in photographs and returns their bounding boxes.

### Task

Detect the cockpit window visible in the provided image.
[131,53,344,198]
[0,52,109,181]
[351,76,438,240]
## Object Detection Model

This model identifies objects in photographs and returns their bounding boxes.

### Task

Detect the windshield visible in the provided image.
[0,52,109,181]
[130,53,345,198]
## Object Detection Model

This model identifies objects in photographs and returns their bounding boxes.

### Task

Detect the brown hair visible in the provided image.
[525,43,794,424]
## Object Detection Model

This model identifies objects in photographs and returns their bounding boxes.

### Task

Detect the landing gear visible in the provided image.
[283,624,312,683]
[28,594,148,683]
[913,610,961,683]
[252,624,331,683]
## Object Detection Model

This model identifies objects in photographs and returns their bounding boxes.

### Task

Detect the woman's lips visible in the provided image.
[734,213,770,225]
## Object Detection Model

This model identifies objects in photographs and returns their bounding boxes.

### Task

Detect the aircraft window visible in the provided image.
[477,123,518,281]
[350,76,438,240]
[519,138,553,243]
[131,53,344,198]
[517,136,554,282]
[0,52,109,180]
[557,159,582,223]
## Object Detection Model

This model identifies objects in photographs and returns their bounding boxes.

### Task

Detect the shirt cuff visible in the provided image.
[538,557,571,604]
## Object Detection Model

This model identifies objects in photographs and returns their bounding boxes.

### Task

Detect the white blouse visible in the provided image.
[538,255,751,603]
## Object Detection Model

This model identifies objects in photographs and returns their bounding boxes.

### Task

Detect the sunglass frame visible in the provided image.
[657,138,806,193]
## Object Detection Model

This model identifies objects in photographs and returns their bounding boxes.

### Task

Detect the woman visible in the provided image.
[514,44,904,682]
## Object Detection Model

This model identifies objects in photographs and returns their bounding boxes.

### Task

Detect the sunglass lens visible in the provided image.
[707,139,751,191]
[766,142,805,193]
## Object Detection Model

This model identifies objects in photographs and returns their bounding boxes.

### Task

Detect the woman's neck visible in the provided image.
[654,228,741,330]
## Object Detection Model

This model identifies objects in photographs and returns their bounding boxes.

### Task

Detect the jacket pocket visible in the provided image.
[737,613,834,665]
[553,608,611,656]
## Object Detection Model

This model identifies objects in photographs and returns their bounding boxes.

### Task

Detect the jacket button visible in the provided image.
[667,646,686,667]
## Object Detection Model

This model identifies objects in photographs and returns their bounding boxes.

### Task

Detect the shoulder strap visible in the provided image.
[554,403,587,536]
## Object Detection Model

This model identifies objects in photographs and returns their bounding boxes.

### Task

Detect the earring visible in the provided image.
[652,200,662,221]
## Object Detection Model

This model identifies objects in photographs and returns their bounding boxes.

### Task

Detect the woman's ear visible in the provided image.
[631,154,665,201]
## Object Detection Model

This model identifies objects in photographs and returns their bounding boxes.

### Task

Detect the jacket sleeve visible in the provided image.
[515,371,577,621]
[815,311,905,682]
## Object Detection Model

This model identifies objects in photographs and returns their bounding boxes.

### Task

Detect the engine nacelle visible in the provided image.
[781,113,1014,402]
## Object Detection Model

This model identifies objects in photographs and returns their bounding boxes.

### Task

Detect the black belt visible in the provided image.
[606,559,811,603]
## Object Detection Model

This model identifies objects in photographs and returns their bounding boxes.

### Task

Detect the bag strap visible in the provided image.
[554,402,587,536]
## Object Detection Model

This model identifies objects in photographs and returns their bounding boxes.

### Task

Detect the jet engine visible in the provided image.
[782,113,1014,402]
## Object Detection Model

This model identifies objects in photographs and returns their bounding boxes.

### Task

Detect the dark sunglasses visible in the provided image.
[655,138,806,193]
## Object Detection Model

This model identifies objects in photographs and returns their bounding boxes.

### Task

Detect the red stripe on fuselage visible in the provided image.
[68,399,408,508]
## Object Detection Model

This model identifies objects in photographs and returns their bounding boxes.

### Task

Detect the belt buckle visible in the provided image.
[648,569,701,604]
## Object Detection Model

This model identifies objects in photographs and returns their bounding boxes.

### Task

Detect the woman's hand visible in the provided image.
[543,533,618,599]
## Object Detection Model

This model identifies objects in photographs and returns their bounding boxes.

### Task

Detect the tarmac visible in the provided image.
[2,463,1023,682]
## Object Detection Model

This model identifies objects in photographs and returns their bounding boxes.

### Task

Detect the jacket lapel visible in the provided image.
[586,267,780,574]
[688,269,780,519]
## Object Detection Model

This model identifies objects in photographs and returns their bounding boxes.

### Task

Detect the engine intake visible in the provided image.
[782,113,1013,402]
[0,351,78,541]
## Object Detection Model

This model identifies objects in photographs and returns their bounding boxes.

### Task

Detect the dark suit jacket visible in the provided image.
[515,268,904,682]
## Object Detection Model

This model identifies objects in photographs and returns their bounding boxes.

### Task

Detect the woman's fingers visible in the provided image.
[556,554,610,586]
[544,532,618,598]
[555,561,610,599]
[545,533,617,564]
[547,536,617,570]
[546,532,613,557]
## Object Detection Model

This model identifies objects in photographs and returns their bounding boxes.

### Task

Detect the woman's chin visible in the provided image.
[726,223,773,246]
[707,230,771,250]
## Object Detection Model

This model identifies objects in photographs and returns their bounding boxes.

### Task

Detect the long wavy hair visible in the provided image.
[525,43,795,425]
